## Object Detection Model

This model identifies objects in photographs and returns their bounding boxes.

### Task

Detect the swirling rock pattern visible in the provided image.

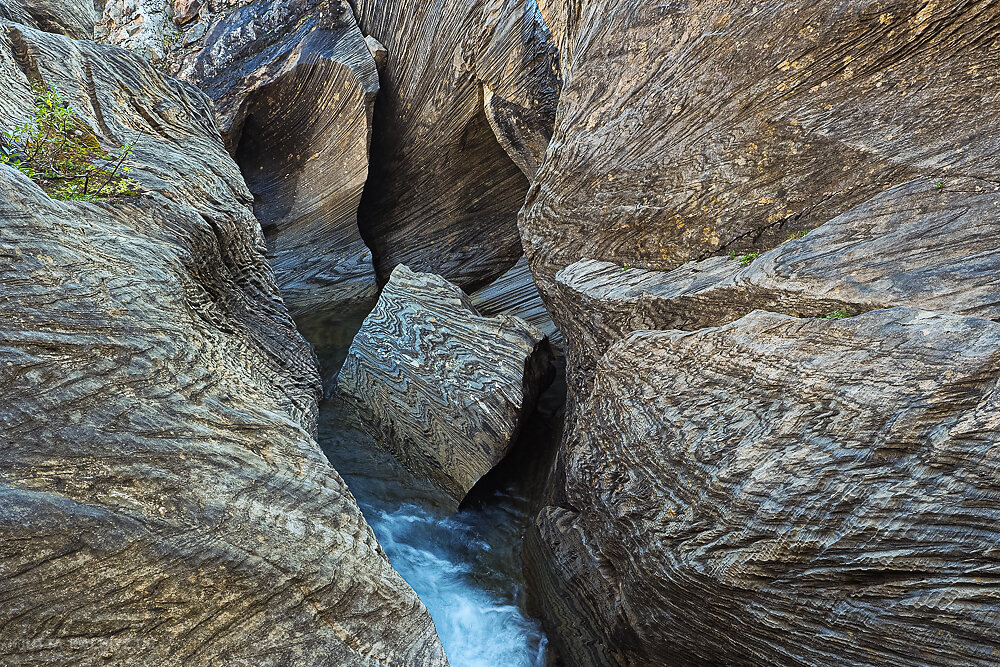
[335,264,554,505]
[529,308,1000,666]
[0,22,446,665]
[353,0,559,288]
[555,175,1000,398]
[179,0,380,318]
[520,0,1000,390]
[0,0,98,39]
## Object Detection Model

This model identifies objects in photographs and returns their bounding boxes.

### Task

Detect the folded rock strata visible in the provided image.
[555,175,1000,397]
[529,307,1000,666]
[0,22,446,665]
[353,0,560,288]
[334,264,554,505]
[520,0,1000,390]
[470,255,562,351]
[0,0,99,39]
[178,0,380,318]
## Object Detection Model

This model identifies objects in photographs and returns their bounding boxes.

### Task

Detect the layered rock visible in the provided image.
[520,0,1000,393]
[353,0,560,288]
[0,0,99,39]
[470,255,562,351]
[334,265,554,505]
[555,175,1000,396]
[0,22,446,664]
[530,307,1000,666]
[178,0,380,318]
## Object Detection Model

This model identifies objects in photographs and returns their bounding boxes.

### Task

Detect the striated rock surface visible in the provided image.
[179,0,380,318]
[520,0,1000,386]
[555,175,1000,396]
[0,0,99,39]
[0,22,446,665]
[334,264,554,505]
[353,0,559,289]
[470,255,562,351]
[529,308,1000,666]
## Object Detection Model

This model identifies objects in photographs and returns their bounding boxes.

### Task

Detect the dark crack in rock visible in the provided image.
[0,22,447,665]
[334,264,554,506]
[353,0,560,289]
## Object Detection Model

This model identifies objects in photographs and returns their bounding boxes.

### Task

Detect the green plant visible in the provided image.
[728,250,737,259]
[934,181,944,189]
[738,252,759,266]
[785,229,809,241]
[820,309,850,319]
[0,84,140,202]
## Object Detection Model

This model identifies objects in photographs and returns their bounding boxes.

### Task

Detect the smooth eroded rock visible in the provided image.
[334,264,554,505]
[0,22,446,665]
[353,0,559,289]
[529,307,1000,666]
[181,0,380,318]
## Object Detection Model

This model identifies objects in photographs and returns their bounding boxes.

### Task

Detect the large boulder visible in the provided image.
[519,0,1000,395]
[179,0,381,319]
[0,22,446,665]
[528,307,1000,666]
[334,264,554,505]
[353,0,560,289]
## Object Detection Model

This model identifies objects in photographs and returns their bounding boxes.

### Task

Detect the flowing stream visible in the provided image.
[304,312,556,666]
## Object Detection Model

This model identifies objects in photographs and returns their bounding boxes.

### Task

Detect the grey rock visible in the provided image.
[0,0,99,39]
[180,0,381,318]
[0,22,446,665]
[529,307,1000,666]
[555,175,1000,398]
[353,0,559,289]
[470,255,562,351]
[335,264,554,505]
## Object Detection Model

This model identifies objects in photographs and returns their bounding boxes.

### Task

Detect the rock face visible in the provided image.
[520,0,1000,392]
[179,0,380,318]
[353,0,560,288]
[529,308,1000,666]
[0,21,446,665]
[335,265,554,504]
[470,255,562,351]
[0,0,99,38]
[554,175,1000,397]
[518,2,1000,664]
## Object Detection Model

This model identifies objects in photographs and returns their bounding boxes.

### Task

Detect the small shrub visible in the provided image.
[820,309,850,319]
[0,84,140,202]
[738,252,759,266]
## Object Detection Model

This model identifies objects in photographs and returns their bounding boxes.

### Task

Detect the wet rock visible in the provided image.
[353,0,559,288]
[529,307,1000,666]
[0,22,446,665]
[334,264,554,505]
[180,0,380,318]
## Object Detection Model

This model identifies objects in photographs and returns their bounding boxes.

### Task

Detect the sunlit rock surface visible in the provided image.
[335,265,554,505]
[0,21,446,665]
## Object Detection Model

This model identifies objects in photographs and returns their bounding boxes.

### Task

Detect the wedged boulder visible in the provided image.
[0,22,446,665]
[353,0,560,288]
[555,175,1000,396]
[177,0,380,318]
[334,264,555,505]
[519,0,1000,387]
[529,307,1000,666]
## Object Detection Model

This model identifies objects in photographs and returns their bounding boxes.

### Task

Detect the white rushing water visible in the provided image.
[319,408,549,667]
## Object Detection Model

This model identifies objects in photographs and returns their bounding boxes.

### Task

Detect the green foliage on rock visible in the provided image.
[0,84,140,202]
